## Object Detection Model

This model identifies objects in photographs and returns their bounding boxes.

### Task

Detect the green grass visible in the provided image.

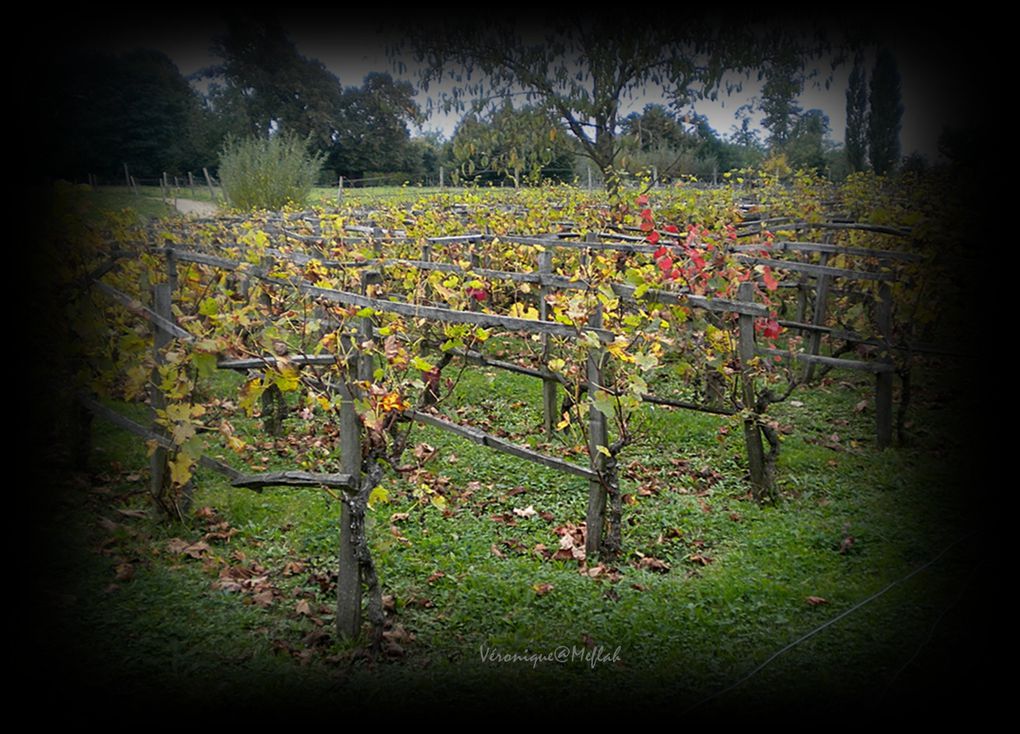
[40,352,978,716]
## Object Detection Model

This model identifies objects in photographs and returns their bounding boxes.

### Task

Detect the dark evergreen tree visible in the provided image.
[845,52,868,172]
[868,48,903,175]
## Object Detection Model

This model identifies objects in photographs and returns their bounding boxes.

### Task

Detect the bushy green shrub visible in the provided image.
[218,133,323,210]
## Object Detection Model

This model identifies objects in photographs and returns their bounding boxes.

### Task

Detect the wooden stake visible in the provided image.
[202,167,216,202]
[539,248,557,436]
[803,251,831,382]
[336,332,362,639]
[876,282,893,448]
[738,282,769,500]
[149,281,171,513]
[585,303,608,557]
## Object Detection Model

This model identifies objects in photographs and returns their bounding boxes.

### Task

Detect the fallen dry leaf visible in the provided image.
[513,505,538,519]
[637,556,671,573]
[115,508,148,519]
[532,583,554,596]
[166,538,190,555]
[390,512,410,523]
[98,517,119,532]
[183,541,211,559]
[115,563,134,581]
[252,589,274,607]
[806,596,829,606]
[426,570,446,584]
[490,544,506,559]
[295,599,312,616]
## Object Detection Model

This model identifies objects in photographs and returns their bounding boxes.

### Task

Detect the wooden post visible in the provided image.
[585,303,609,558]
[130,176,140,197]
[123,163,131,188]
[421,241,432,263]
[468,247,481,313]
[149,281,172,513]
[737,282,769,500]
[202,167,216,202]
[539,248,557,437]
[359,271,382,380]
[188,171,196,199]
[439,166,444,188]
[803,251,831,382]
[587,166,593,192]
[875,282,893,449]
[337,175,344,204]
[337,327,364,640]
[372,227,384,258]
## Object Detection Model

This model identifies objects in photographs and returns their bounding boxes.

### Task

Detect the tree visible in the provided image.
[399,19,824,195]
[208,16,343,150]
[329,73,423,181]
[448,102,573,186]
[620,105,687,152]
[868,48,903,175]
[784,109,831,174]
[845,51,868,172]
[760,55,804,148]
[40,48,209,180]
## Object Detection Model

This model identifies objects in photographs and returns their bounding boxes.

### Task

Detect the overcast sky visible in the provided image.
[61,15,977,160]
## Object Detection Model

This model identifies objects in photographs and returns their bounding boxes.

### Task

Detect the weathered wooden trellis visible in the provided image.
[730,220,926,448]
[84,212,878,643]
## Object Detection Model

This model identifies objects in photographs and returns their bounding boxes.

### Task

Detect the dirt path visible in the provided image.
[173,198,219,217]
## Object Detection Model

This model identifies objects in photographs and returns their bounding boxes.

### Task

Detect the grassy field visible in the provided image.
[91,183,571,213]
[29,188,984,718]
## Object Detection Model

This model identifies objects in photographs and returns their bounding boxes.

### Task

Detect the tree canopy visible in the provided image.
[868,48,903,176]
[399,19,829,193]
[448,102,574,186]
[40,48,210,180]
[845,52,868,172]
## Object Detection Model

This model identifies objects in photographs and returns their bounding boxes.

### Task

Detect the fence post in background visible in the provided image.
[372,226,384,258]
[803,251,831,382]
[652,166,658,187]
[737,281,769,501]
[338,176,344,204]
[585,302,609,558]
[202,168,217,203]
[123,163,131,188]
[587,166,592,192]
[539,248,557,437]
[439,167,444,189]
[130,176,140,197]
[188,171,196,199]
[875,282,893,449]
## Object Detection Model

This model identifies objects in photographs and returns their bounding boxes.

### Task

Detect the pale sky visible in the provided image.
[92,17,971,160]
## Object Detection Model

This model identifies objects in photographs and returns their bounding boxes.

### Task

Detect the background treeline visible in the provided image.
[36,18,974,188]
